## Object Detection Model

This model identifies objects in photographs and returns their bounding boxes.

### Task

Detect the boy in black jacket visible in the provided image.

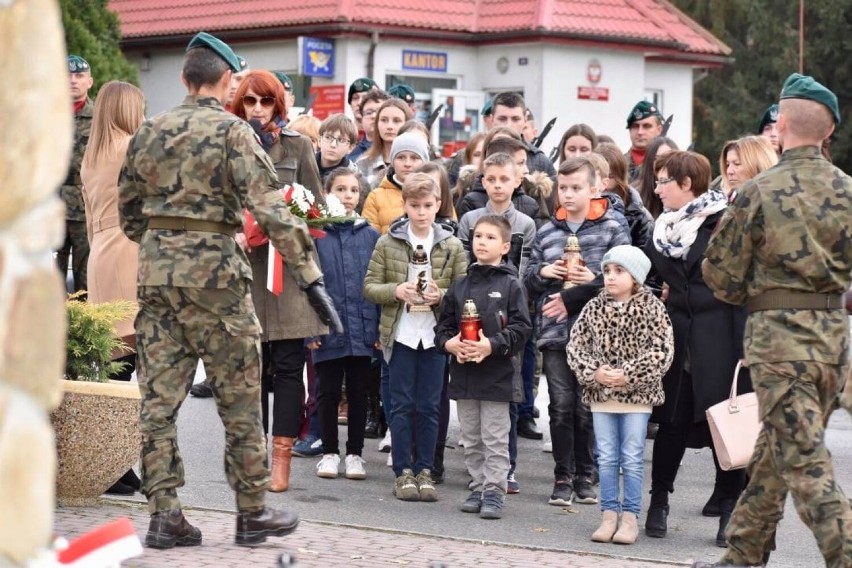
[435,215,532,519]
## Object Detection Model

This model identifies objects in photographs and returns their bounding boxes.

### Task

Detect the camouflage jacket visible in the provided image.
[118,95,321,290]
[702,146,852,365]
[61,97,94,221]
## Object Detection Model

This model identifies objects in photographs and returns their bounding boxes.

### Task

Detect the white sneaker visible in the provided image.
[378,430,392,452]
[386,452,393,467]
[345,454,367,480]
[542,439,553,453]
[316,453,340,478]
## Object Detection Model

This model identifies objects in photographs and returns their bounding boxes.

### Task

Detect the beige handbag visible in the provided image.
[705,362,761,471]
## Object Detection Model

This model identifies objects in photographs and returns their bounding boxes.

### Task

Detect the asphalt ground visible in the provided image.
[106,361,852,568]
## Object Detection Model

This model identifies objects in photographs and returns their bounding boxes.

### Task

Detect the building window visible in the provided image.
[643,89,663,114]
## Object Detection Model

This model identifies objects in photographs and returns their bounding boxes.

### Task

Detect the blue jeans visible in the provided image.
[593,411,650,515]
[388,343,446,476]
[380,355,392,426]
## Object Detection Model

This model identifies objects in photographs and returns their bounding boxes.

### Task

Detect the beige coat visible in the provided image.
[81,135,139,339]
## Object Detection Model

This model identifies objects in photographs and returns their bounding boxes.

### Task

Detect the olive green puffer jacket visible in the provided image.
[363,218,467,351]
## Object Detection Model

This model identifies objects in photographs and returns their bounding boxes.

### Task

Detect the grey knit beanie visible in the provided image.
[601,245,651,286]
[390,132,430,163]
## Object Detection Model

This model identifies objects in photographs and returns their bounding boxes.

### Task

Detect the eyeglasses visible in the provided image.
[242,95,275,108]
[322,134,350,146]
[655,177,675,186]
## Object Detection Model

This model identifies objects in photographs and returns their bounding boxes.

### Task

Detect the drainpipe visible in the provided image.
[367,31,379,79]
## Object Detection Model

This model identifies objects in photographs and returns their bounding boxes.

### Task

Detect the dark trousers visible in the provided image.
[388,343,445,476]
[110,353,137,382]
[518,336,537,419]
[651,371,746,501]
[437,359,451,448]
[262,339,306,438]
[542,349,595,480]
[315,356,370,456]
[56,220,89,294]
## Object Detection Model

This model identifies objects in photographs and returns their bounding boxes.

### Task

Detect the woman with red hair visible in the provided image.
[232,70,326,493]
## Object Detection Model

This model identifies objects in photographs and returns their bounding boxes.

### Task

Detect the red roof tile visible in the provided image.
[109,0,729,56]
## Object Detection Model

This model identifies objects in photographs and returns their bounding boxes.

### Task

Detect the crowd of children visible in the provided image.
[187,84,695,539]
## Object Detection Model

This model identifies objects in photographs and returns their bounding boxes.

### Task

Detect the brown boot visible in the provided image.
[270,436,294,492]
[612,511,639,544]
[591,510,619,542]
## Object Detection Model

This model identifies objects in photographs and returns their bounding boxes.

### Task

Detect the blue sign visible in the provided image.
[402,50,448,73]
[300,37,335,78]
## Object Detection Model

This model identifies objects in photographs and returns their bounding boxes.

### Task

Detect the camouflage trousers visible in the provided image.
[55,220,88,294]
[135,282,268,514]
[723,361,852,568]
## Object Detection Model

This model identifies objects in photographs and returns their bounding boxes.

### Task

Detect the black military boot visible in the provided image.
[145,509,202,549]
[364,394,380,439]
[716,498,737,548]
[235,506,299,546]
[432,443,446,485]
[645,490,669,538]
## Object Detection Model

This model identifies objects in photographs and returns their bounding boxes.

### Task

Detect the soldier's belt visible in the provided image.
[748,291,843,313]
[146,217,239,237]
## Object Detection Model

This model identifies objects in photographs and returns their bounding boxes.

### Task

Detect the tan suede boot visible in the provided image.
[591,510,619,542]
[612,511,639,544]
[269,436,294,492]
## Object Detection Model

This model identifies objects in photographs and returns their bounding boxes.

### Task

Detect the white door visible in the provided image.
[430,89,486,158]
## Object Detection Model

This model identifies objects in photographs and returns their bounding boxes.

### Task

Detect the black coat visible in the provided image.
[435,263,532,403]
[644,212,751,424]
[456,174,541,223]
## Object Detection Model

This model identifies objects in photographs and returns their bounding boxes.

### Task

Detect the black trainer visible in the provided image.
[480,488,505,520]
[145,510,202,549]
[548,478,573,506]
[574,477,598,504]
[460,490,482,513]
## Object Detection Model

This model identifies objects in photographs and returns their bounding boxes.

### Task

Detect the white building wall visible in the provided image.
[538,45,646,155]
[644,62,694,149]
[126,38,697,152]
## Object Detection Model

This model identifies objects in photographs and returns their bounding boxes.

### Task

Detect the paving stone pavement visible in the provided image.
[54,501,688,567]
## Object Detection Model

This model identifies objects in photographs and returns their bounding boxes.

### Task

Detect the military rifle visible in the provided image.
[661,114,674,137]
[425,104,445,130]
[533,117,557,148]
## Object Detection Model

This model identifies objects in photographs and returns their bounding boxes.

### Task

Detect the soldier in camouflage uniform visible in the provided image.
[695,74,852,568]
[624,100,663,185]
[118,32,342,550]
[57,55,94,294]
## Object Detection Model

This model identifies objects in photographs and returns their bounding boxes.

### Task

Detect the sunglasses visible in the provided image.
[243,95,276,108]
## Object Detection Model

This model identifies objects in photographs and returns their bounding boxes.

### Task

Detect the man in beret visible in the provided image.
[223,55,249,113]
[119,30,342,550]
[58,55,94,295]
[696,74,852,567]
[388,83,417,114]
[757,103,780,155]
[274,71,296,111]
[347,77,377,132]
[624,100,663,184]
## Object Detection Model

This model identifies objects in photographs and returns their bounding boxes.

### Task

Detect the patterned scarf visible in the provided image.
[653,190,727,259]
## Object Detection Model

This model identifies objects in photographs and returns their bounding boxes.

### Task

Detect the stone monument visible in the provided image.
[0,0,71,564]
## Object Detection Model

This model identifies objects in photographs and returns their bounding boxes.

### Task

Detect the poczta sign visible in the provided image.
[402,50,448,73]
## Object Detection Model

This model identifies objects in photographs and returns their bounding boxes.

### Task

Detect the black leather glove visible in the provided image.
[303,279,344,334]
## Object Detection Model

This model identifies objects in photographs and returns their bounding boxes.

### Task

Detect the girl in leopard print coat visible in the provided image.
[566,245,673,545]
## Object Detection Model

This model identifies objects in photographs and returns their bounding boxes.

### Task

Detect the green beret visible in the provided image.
[67,55,90,73]
[388,84,415,104]
[779,73,841,125]
[186,32,241,73]
[481,98,493,116]
[757,103,779,133]
[348,77,377,104]
[274,72,293,92]
[626,100,662,127]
